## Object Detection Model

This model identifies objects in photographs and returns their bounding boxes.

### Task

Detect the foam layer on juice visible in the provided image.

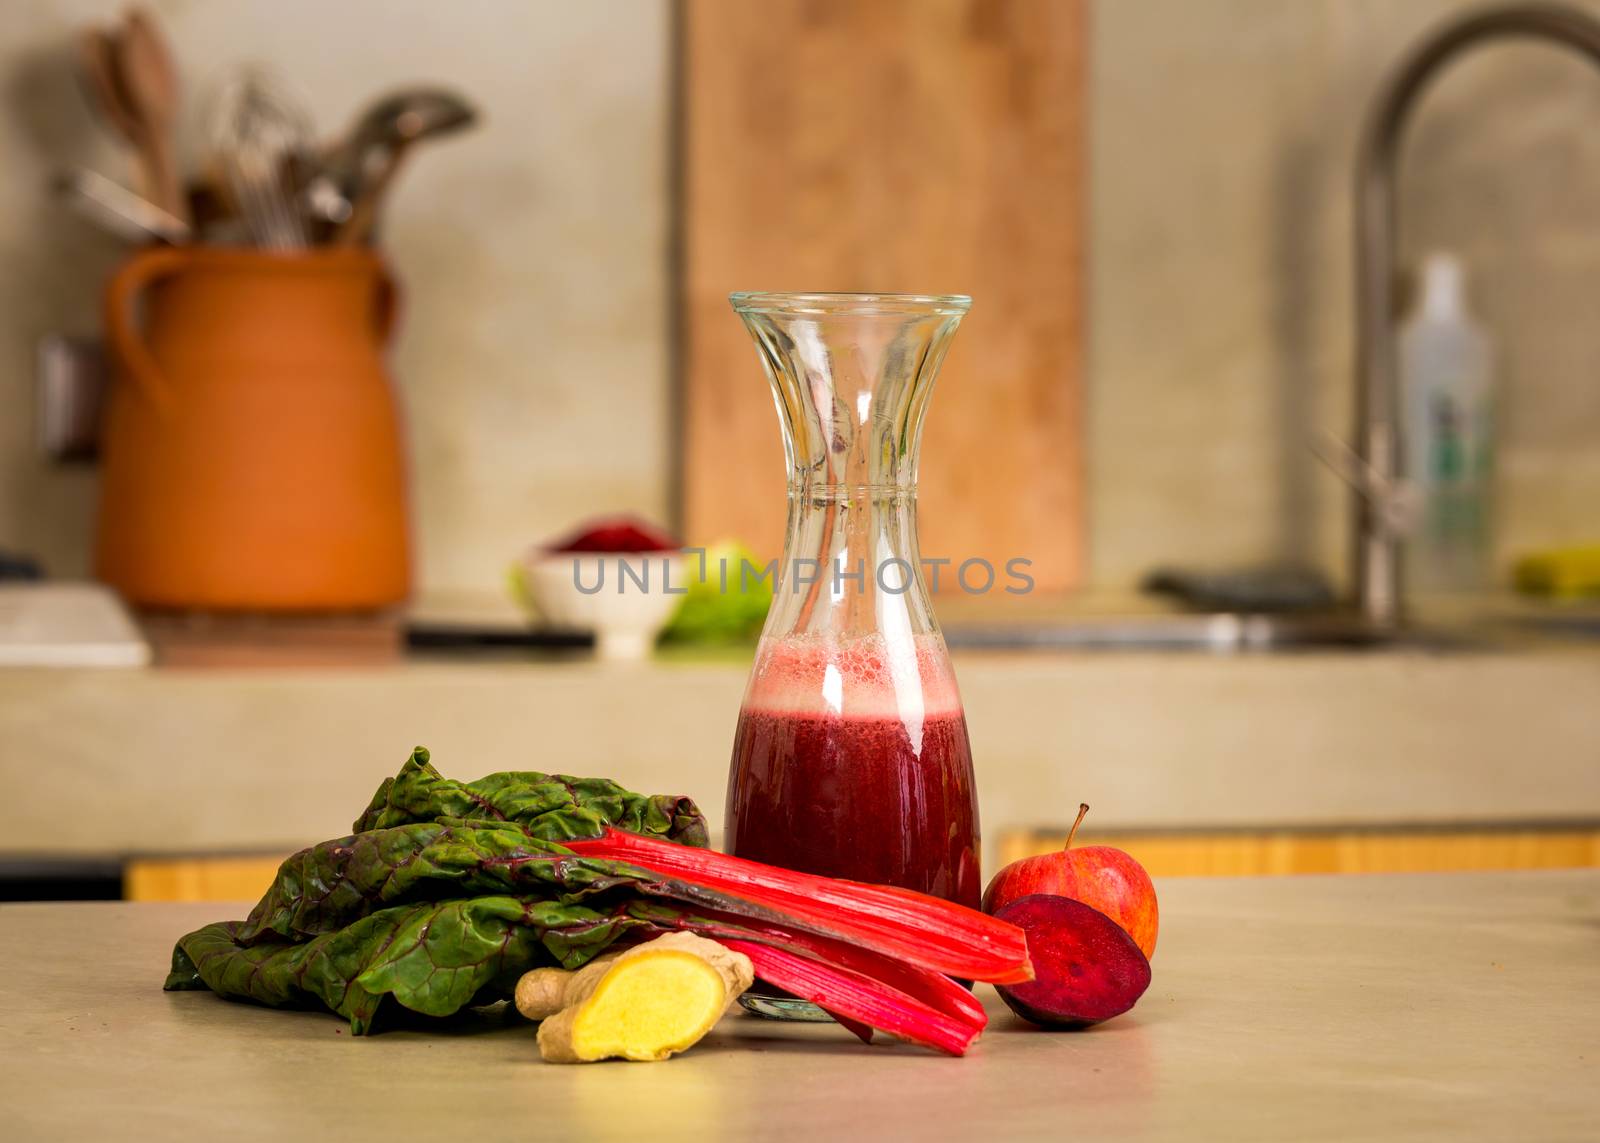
[740,632,964,719]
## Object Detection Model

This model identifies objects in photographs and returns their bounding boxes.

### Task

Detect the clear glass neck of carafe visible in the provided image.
[732,293,971,642]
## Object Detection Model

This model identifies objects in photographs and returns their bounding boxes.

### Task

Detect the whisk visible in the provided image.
[207,68,313,251]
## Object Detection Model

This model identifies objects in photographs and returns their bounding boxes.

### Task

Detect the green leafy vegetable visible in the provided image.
[354,746,707,845]
[166,748,705,1031]
[232,821,629,945]
[170,898,645,1034]
[165,748,1029,1053]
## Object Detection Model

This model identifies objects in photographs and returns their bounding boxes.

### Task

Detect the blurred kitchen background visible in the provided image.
[2,0,1597,900]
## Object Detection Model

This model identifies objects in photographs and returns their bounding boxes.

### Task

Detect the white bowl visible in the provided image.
[519,551,684,661]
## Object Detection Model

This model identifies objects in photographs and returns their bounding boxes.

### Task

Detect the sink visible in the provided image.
[1514,612,1600,641]
[935,589,1596,653]
[943,613,1482,653]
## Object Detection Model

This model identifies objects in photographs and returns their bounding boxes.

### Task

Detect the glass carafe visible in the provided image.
[723,292,980,1018]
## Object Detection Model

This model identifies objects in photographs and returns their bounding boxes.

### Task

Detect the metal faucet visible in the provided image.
[1350,2,1600,629]
[959,4,1600,653]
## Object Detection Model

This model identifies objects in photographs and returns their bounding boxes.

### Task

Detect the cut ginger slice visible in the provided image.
[570,951,725,1061]
[529,934,753,1063]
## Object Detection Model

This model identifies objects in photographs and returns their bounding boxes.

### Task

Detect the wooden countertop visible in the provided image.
[3,871,1596,1141]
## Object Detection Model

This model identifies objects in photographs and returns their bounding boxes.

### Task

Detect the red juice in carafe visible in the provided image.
[725,633,981,909]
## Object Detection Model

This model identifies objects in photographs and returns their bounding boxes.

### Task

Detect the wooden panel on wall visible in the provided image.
[124,855,284,903]
[999,827,1600,878]
[680,0,1086,590]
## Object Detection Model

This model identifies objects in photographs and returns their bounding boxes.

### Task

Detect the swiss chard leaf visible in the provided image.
[354,747,708,847]
[167,897,647,1034]
[233,821,649,946]
[165,750,708,1032]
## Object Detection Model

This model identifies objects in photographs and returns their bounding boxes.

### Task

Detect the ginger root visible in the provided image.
[516,933,753,1063]
[514,954,621,1021]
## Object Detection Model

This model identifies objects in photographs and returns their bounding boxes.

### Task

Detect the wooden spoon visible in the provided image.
[111,8,186,224]
[76,28,142,146]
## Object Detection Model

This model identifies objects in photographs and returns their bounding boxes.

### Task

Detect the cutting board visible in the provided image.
[679,0,1085,591]
[0,583,150,667]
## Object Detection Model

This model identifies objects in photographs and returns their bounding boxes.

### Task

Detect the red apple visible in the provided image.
[983,804,1158,958]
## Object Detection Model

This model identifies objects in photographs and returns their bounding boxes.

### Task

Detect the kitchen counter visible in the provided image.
[3,871,1596,1141]
[4,646,1600,860]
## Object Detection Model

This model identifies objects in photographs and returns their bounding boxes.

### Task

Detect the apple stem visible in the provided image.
[1065,803,1090,850]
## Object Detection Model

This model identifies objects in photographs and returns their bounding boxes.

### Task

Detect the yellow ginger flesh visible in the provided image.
[520,933,753,1063]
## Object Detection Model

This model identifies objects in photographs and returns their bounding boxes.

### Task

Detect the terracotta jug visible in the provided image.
[96,247,411,611]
